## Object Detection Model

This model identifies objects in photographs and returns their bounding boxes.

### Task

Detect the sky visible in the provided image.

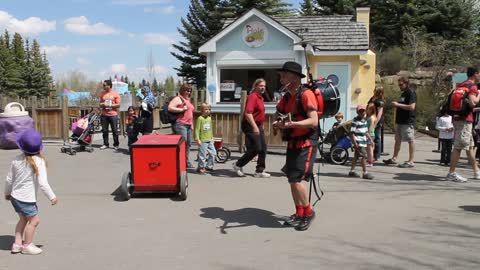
[0,0,300,87]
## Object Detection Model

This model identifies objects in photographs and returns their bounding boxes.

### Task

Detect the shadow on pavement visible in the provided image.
[0,235,14,251]
[459,205,480,213]
[199,207,284,234]
[392,173,443,181]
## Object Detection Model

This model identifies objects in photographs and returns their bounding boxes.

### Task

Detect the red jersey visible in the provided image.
[244,91,266,126]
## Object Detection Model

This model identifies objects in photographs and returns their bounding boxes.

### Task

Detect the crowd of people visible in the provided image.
[4,62,480,255]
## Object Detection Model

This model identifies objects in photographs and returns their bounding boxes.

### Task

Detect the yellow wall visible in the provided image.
[308,51,376,107]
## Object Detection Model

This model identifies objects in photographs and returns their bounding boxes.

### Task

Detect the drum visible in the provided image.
[316,81,340,118]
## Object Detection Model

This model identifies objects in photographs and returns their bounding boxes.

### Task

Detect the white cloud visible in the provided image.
[111,0,170,5]
[144,5,175,14]
[42,45,70,58]
[111,64,127,73]
[64,16,119,35]
[144,33,175,45]
[0,10,56,36]
[76,57,90,65]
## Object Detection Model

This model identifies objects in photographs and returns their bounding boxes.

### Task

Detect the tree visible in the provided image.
[164,76,176,96]
[299,0,317,16]
[152,78,159,92]
[2,30,25,96]
[222,0,293,17]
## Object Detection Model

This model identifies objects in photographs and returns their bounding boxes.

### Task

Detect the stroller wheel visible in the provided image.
[60,147,66,153]
[70,150,77,156]
[215,148,229,163]
[86,147,94,153]
[330,147,348,165]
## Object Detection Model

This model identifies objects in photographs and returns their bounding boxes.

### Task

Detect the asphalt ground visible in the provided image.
[0,130,479,270]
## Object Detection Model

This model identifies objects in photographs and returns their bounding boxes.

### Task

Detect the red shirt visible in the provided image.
[100,90,121,116]
[454,80,478,123]
[244,91,265,126]
[277,89,317,147]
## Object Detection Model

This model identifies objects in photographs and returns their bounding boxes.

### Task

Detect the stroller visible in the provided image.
[318,121,353,165]
[61,113,100,155]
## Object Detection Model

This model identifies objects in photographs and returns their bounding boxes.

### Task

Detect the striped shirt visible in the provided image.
[350,116,369,147]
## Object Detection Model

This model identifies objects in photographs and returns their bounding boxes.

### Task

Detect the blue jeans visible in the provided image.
[198,141,216,169]
[174,122,193,167]
[101,115,119,147]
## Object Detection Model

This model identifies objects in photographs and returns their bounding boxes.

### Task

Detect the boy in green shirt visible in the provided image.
[195,103,216,174]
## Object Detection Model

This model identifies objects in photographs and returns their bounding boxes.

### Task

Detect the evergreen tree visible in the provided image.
[24,39,33,95]
[164,76,176,96]
[2,30,25,96]
[41,52,53,96]
[222,0,293,17]
[12,33,27,96]
[299,0,317,16]
[0,35,7,95]
[152,77,159,92]
[30,39,51,96]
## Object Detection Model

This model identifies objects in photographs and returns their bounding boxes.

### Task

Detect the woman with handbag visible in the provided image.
[168,84,195,168]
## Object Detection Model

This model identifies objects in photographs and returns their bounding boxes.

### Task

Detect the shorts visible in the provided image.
[395,124,415,142]
[354,147,367,158]
[11,197,38,217]
[285,139,318,183]
[453,121,474,150]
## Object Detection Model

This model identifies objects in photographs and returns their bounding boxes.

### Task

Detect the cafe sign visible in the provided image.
[242,21,268,48]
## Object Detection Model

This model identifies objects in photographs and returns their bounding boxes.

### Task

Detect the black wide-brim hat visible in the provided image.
[278,61,306,78]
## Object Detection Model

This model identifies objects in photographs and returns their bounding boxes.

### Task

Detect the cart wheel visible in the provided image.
[330,147,348,165]
[121,172,132,201]
[224,147,231,158]
[70,150,77,156]
[179,173,188,201]
[60,147,66,153]
[215,148,229,163]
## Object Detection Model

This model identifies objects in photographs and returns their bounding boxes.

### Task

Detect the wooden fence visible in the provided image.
[0,90,285,147]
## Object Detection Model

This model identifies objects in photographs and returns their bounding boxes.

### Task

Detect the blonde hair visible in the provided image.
[251,78,266,90]
[25,153,47,175]
[335,112,343,120]
[200,103,211,112]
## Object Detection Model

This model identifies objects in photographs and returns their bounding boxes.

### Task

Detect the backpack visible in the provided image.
[446,83,473,117]
[160,96,185,124]
[295,84,325,121]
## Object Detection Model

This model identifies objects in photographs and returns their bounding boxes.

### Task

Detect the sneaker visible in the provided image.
[11,243,22,254]
[21,243,42,255]
[363,173,374,180]
[366,162,373,167]
[474,171,480,180]
[398,162,414,168]
[197,168,206,174]
[113,146,119,151]
[348,171,361,178]
[283,214,301,227]
[446,172,468,183]
[205,167,214,172]
[295,211,316,231]
[254,171,271,178]
[383,158,397,165]
[187,163,195,169]
[232,162,244,177]
[100,145,108,150]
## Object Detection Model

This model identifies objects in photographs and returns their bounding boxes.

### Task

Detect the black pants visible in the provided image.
[236,127,267,173]
[101,115,119,147]
[373,124,382,160]
[440,138,452,164]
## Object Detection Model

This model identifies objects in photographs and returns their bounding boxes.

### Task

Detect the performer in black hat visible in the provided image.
[274,61,319,231]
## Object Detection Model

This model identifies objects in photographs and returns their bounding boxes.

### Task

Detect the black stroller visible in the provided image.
[61,113,100,155]
[318,121,353,165]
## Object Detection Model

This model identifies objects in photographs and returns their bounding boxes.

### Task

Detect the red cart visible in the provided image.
[120,134,188,201]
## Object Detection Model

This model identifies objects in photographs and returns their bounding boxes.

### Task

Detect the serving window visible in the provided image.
[219,68,281,103]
